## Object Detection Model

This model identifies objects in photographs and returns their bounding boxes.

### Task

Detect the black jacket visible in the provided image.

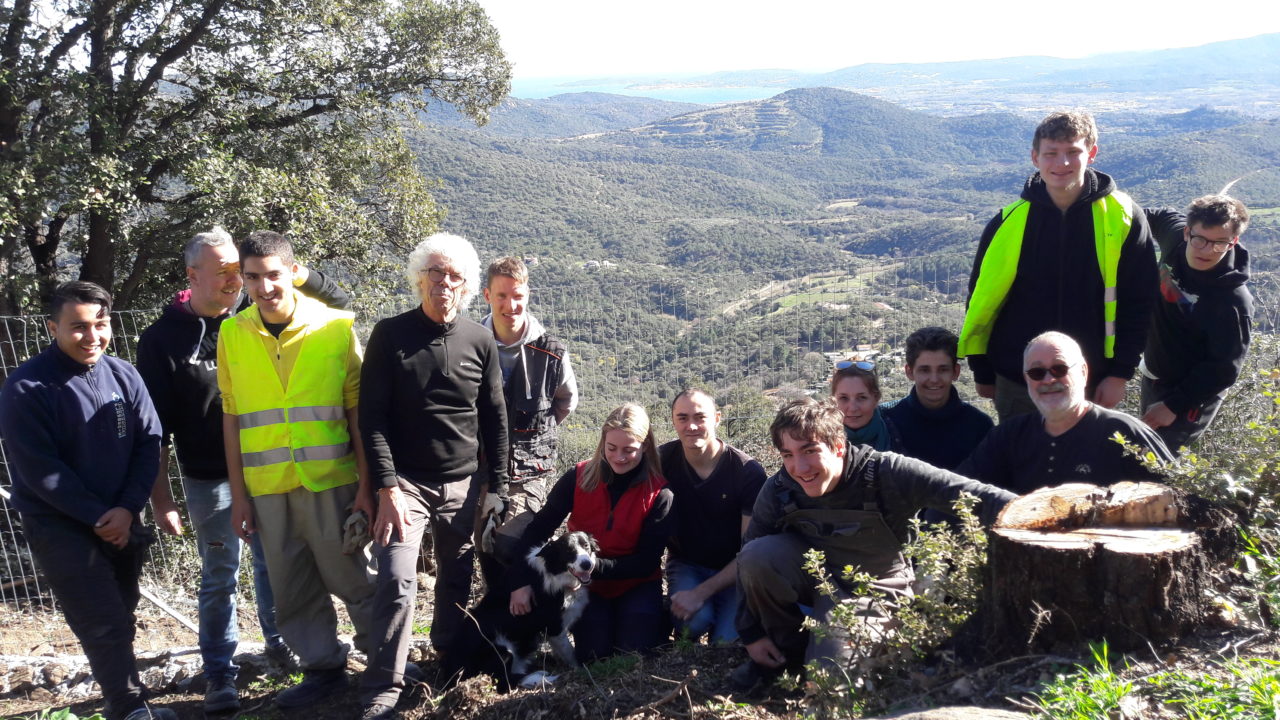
[1142,208,1252,413]
[135,271,348,479]
[966,169,1158,387]
[359,307,509,492]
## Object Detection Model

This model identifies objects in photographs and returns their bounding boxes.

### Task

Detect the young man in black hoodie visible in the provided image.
[958,110,1158,422]
[1139,195,1252,451]
[0,282,173,720]
[136,227,348,712]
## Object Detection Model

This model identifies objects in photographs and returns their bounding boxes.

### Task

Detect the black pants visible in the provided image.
[1140,376,1225,453]
[23,513,150,720]
[571,579,668,664]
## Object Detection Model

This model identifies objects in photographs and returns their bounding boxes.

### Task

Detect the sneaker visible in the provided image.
[122,705,178,720]
[729,659,783,693]
[204,676,240,713]
[264,641,299,672]
[275,667,348,709]
[360,702,397,720]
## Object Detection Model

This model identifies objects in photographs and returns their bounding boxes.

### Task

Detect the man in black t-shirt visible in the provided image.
[958,332,1172,494]
[659,389,766,643]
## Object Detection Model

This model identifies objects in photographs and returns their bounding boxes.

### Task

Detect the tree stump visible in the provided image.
[985,481,1229,653]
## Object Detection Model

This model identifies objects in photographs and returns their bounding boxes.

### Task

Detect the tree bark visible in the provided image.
[985,482,1230,654]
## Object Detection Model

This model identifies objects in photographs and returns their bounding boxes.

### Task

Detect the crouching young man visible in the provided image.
[731,398,1016,691]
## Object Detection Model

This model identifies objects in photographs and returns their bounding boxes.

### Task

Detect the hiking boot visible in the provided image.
[121,705,178,720]
[360,702,397,720]
[264,641,299,672]
[275,666,348,709]
[203,676,240,713]
[729,659,783,693]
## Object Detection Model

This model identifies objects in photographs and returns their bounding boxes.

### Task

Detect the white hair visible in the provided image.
[183,226,234,267]
[405,232,481,310]
[1023,331,1085,366]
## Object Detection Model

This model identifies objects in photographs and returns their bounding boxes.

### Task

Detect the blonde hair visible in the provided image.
[579,403,662,493]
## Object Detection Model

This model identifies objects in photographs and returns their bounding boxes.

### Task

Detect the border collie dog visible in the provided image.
[444,530,597,689]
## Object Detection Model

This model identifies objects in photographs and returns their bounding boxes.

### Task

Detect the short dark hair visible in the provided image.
[1033,110,1097,152]
[48,281,112,320]
[1186,194,1249,237]
[670,387,715,412]
[771,397,845,452]
[905,326,959,367]
[238,230,294,266]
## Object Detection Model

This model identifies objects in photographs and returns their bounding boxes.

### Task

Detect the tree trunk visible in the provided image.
[984,482,1231,654]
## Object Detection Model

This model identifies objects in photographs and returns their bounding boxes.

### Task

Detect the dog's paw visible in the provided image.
[518,671,559,689]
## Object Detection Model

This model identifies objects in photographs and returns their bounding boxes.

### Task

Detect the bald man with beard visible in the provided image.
[957,331,1172,494]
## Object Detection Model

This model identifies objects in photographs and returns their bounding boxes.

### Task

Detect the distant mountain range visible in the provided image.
[507,33,1280,115]
[412,87,1280,278]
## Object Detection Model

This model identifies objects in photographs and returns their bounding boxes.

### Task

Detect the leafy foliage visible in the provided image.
[0,0,511,310]
[787,494,990,718]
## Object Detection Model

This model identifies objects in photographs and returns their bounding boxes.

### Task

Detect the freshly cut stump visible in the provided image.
[987,482,1210,653]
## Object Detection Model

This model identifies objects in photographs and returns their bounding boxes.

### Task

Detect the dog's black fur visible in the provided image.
[442,530,597,689]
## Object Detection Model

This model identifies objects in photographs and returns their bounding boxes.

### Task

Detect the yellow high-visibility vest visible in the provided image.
[958,191,1132,359]
[220,302,357,496]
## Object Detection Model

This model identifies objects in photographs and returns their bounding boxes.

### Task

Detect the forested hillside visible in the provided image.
[407,86,1280,428]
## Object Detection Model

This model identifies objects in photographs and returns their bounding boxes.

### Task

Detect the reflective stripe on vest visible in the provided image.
[958,191,1132,359]
[220,302,358,496]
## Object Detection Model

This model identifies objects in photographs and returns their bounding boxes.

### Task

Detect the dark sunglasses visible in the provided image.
[835,360,875,371]
[1024,364,1074,381]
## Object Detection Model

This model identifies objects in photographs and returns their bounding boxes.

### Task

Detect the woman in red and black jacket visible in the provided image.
[508,403,674,663]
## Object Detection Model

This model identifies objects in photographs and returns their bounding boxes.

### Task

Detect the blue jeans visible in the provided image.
[667,558,742,644]
[183,477,284,682]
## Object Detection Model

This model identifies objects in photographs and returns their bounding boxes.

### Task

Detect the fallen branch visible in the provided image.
[639,669,697,713]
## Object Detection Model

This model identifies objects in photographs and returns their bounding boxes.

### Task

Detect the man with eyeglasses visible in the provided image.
[357,233,509,718]
[957,331,1171,495]
[1138,195,1252,452]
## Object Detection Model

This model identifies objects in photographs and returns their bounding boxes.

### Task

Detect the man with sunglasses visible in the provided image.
[358,233,509,719]
[1139,195,1252,452]
[957,331,1171,495]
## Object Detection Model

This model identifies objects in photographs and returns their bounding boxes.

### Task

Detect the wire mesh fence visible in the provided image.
[1,248,1276,654]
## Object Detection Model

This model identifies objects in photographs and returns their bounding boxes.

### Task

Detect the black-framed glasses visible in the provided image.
[1188,234,1235,253]
[421,267,466,287]
[1025,363,1075,382]
[836,359,875,371]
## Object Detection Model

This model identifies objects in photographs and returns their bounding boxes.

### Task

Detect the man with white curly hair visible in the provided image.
[358,233,510,718]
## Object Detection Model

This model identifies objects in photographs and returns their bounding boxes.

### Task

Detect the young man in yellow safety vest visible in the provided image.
[958,110,1158,422]
[218,231,376,710]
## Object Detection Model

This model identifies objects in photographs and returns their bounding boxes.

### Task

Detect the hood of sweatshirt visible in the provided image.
[1022,168,1116,209]
[480,312,546,348]
[1172,239,1250,292]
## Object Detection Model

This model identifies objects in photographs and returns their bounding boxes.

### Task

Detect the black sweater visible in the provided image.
[1142,208,1252,413]
[966,169,1158,387]
[359,307,509,491]
[135,271,349,479]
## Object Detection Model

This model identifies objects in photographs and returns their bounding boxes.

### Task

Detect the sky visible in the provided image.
[476,0,1280,79]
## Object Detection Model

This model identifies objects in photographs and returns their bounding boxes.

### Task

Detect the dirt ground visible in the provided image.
[4,619,1277,720]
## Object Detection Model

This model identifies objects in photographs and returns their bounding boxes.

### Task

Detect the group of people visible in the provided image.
[0,106,1256,719]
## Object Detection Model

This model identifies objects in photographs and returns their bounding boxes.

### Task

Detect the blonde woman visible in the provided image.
[509,403,674,662]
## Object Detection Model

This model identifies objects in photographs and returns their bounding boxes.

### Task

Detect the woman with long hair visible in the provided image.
[508,403,674,662]
[831,358,898,451]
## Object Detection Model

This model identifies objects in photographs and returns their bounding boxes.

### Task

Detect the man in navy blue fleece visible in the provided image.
[0,282,173,720]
